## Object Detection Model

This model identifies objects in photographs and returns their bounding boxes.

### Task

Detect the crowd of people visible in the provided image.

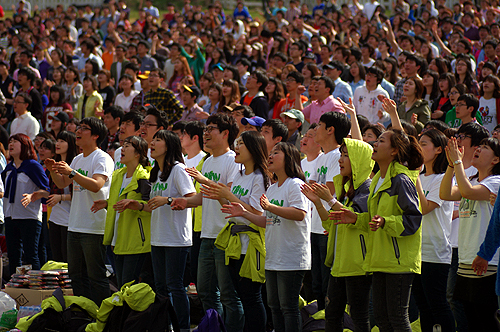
[2,0,500,331]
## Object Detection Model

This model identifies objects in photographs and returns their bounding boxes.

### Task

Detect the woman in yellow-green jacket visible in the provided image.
[332,129,424,331]
[91,136,151,287]
[76,75,103,119]
[302,138,373,331]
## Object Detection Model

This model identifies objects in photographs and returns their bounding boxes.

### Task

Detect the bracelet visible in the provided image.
[328,197,338,208]
[139,203,144,211]
[60,194,63,202]
[448,164,454,168]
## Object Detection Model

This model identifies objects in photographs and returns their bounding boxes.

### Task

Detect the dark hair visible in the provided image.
[251,69,269,91]
[206,113,239,147]
[262,119,288,142]
[224,65,241,85]
[104,105,124,121]
[49,85,65,105]
[55,130,77,163]
[338,143,355,203]
[350,61,366,82]
[268,77,285,110]
[18,67,35,84]
[319,111,351,144]
[362,123,385,138]
[438,72,456,98]
[366,66,384,85]
[318,76,335,95]
[272,142,305,181]
[123,135,149,168]
[239,131,272,189]
[122,111,144,132]
[422,69,440,100]
[457,122,490,147]
[65,67,81,84]
[184,121,206,150]
[431,57,451,76]
[479,137,500,176]
[85,58,100,76]
[80,117,108,146]
[454,57,476,88]
[287,71,304,85]
[39,138,56,159]
[457,93,479,114]
[405,77,425,99]
[9,133,37,161]
[145,106,169,130]
[480,74,500,98]
[149,130,185,182]
[304,63,322,78]
[16,92,32,108]
[383,56,399,85]
[124,62,139,74]
[423,120,449,133]
[83,75,98,91]
[172,121,188,133]
[232,104,255,118]
[388,129,424,170]
[420,129,448,174]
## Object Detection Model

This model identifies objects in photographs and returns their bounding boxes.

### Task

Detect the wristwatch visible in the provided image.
[68,170,77,179]
[167,197,173,205]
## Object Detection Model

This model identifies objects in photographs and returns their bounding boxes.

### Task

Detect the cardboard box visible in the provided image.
[3,288,73,308]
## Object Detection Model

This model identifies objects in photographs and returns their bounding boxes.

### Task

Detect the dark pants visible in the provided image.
[325,274,372,332]
[48,221,68,262]
[190,231,202,284]
[412,262,455,332]
[151,246,191,332]
[266,270,305,332]
[228,255,266,332]
[38,212,49,266]
[447,248,468,331]
[5,217,41,273]
[114,253,147,288]
[372,272,414,332]
[311,233,329,310]
[67,231,110,306]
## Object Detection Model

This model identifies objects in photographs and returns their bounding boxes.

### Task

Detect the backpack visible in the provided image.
[103,294,180,332]
[26,288,94,332]
[194,309,226,332]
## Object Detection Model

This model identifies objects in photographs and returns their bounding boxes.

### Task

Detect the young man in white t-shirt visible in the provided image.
[171,114,244,331]
[139,105,168,166]
[49,117,114,306]
[310,111,351,310]
[113,111,144,170]
[300,123,322,183]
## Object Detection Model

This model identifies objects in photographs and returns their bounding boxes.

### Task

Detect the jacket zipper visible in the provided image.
[256,249,260,271]
[359,234,367,260]
[392,237,401,264]
[138,217,145,246]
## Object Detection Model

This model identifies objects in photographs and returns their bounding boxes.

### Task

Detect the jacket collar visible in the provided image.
[114,164,151,197]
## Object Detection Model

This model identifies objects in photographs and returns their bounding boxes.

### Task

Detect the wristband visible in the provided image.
[448,164,454,168]
[139,203,144,211]
[328,197,338,208]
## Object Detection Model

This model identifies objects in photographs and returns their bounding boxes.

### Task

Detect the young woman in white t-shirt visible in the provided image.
[222,142,310,332]
[201,131,271,332]
[113,74,140,113]
[478,74,500,133]
[440,136,500,331]
[414,129,455,332]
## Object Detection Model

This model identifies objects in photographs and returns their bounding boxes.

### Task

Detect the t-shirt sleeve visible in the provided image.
[92,153,113,179]
[326,152,340,183]
[250,175,266,213]
[226,156,240,184]
[480,175,500,194]
[175,165,196,196]
[288,179,309,213]
[424,174,444,207]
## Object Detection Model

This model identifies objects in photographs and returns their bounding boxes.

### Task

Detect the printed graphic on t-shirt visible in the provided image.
[459,198,477,219]
[204,170,221,182]
[151,182,168,197]
[479,105,494,127]
[266,198,283,226]
[232,184,249,197]
[317,165,328,184]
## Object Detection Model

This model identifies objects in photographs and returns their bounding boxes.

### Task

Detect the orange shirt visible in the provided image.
[242,94,254,106]
[102,51,114,71]
[279,94,308,116]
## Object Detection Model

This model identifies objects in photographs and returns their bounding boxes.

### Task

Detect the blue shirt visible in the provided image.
[332,77,353,103]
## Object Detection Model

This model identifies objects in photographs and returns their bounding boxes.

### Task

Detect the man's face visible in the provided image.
[137,44,147,55]
[103,113,119,130]
[261,125,279,155]
[13,96,28,114]
[119,120,139,142]
[281,115,300,133]
[17,73,28,86]
[140,114,161,144]
[404,59,418,76]
[148,71,161,88]
[20,54,29,66]
[289,45,302,59]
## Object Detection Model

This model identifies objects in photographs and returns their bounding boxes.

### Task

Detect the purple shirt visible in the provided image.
[302,95,344,125]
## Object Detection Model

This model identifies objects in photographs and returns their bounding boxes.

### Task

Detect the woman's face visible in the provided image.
[55,138,68,155]
[268,146,285,173]
[302,66,312,79]
[38,145,54,161]
[438,79,449,92]
[8,139,22,159]
[403,79,417,97]
[223,69,233,81]
[372,132,396,163]
[456,60,467,75]
[65,69,75,82]
[199,77,209,91]
[51,119,62,132]
[385,61,393,74]
[472,143,500,170]
[419,134,441,165]
[234,137,251,164]
[216,40,224,49]
[265,81,276,94]
[429,59,438,72]
[421,43,430,56]
[66,122,77,133]
[174,59,182,71]
[85,62,93,74]
[50,90,60,103]
[222,84,232,97]
[482,67,494,78]
[208,87,220,101]
[51,50,60,62]
[350,63,359,77]
[422,74,434,87]
[83,79,93,91]
[120,141,139,165]
[149,136,167,160]
[53,70,62,81]
[449,87,460,105]
[281,68,289,82]
[338,145,352,177]
[482,79,495,93]
[362,129,378,143]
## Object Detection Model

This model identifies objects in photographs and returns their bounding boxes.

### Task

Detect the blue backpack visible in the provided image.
[193,309,226,332]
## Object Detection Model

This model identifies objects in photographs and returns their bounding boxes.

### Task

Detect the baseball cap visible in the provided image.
[138,71,150,79]
[280,109,305,123]
[49,111,70,123]
[138,103,158,113]
[241,116,266,128]
[183,85,201,98]
[303,53,316,60]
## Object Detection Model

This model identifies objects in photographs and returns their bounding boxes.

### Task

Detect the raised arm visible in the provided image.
[338,97,362,140]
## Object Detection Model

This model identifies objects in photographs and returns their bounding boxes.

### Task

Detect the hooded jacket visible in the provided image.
[323,139,373,277]
[103,164,152,255]
[76,90,103,119]
[355,161,422,274]
[240,90,269,119]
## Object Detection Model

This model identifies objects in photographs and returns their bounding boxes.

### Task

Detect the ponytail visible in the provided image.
[390,129,424,170]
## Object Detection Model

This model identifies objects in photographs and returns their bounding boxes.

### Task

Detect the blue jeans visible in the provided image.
[5,217,41,273]
[311,233,329,310]
[412,262,455,332]
[151,246,190,332]
[228,255,266,332]
[325,274,372,332]
[114,253,148,287]
[372,272,414,332]
[197,239,244,332]
[446,247,468,332]
[67,231,110,306]
[266,270,305,332]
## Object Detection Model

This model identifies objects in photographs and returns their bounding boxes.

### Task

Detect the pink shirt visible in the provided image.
[302,95,344,125]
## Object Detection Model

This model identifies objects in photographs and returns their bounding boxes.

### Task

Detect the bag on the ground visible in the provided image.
[194,309,226,332]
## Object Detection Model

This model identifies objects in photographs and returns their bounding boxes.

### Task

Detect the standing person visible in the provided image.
[46,131,77,263]
[145,68,184,126]
[62,67,83,114]
[202,131,271,332]
[221,142,310,332]
[16,67,44,121]
[353,66,390,124]
[76,76,104,119]
[301,77,344,125]
[171,114,243,332]
[92,136,152,288]
[100,106,124,152]
[331,129,424,331]
[241,70,270,119]
[2,134,49,273]
[110,44,130,89]
[10,93,40,141]
[414,129,455,332]
[397,77,431,133]
[44,85,72,133]
[48,117,114,306]
[301,138,374,332]
[97,69,116,110]
[478,74,500,133]
[114,75,140,113]
[440,137,500,331]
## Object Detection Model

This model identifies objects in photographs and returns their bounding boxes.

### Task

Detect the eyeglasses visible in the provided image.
[76,126,91,132]
[456,102,467,107]
[454,134,472,140]
[204,126,220,133]
[140,121,159,128]
[286,78,296,82]
[448,91,459,96]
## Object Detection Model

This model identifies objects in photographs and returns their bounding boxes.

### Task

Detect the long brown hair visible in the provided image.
[168,57,192,88]
[388,129,424,170]
[240,131,272,189]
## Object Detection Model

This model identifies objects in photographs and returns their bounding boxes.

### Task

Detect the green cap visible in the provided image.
[281,109,305,123]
